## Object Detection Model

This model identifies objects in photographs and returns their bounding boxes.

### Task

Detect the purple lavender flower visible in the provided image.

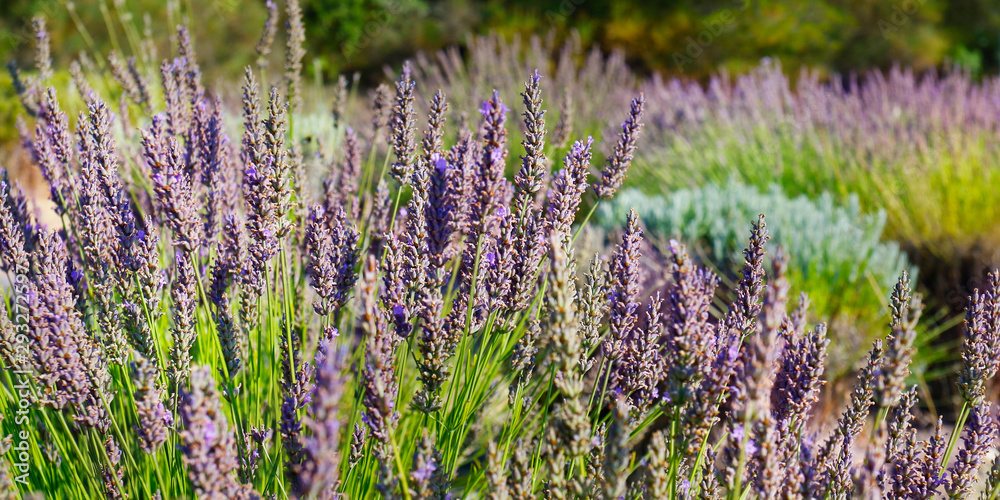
[423,154,462,275]
[945,404,997,498]
[178,366,259,499]
[506,202,546,312]
[101,436,126,499]
[876,272,920,408]
[255,0,279,68]
[412,274,452,413]
[331,75,348,128]
[25,231,110,431]
[305,204,360,317]
[0,177,29,274]
[323,127,362,221]
[410,430,449,498]
[603,208,643,403]
[169,251,198,388]
[131,354,168,455]
[210,216,246,377]
[35,88,75,215]
[422,90,449,162]
[516,70,547,195]
[359,255,399,457]
[661,240,720,406]
[390,62,418,184]
[175,25,205,109]
[280,329,315,476]
[382,233,414,339]
[160,58,190,138]
[959,274,1000,406]
[771,322,829,426]
[284,0,306,111]
[296,340,347,499]
[546,137,593,239]
[372,83,393,135]
[551,90,573,150]
[593,93,644,199]
[726,214,769,337]
[198,98,237,246]
[143,114,202,252]
[473,90,510,225]
[109,50,151,110]
[32,16,52,83]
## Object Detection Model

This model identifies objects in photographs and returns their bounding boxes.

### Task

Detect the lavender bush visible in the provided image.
[382,34,1000,259]
[1,12,999,500]
[596,184,930,380]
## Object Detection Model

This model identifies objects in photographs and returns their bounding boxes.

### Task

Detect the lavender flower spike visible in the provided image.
[143,114,201,252]
[295,341,346,499]
[255,0,279,68]
[32,16,53,83]
[516,70,547,195]
[422,90,449,162]
[169,251,198,389]
[593,93,644,199]
[131,353,168,455]
[305,204,361,317]
[359,255,399,453]
[876,271,920,408]
[959,273,1000,406]
[546,137,594,240]
[390,62,417,184]
[604,208,643,402]
[945,404,997,498]
[284,0,306,111]
[179,366,260,500]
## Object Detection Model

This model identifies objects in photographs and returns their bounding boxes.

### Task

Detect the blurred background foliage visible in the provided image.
[1,0,999,83]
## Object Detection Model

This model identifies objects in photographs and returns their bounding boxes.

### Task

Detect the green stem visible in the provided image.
[940,401,971,474]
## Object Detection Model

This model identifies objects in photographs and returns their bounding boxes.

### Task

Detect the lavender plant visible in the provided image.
[597,183,929,378]
[2,13,1000,500]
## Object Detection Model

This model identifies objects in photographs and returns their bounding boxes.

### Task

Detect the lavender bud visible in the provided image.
[32,16,53,83]
[143,115,201,252]
[359,255,399,454]
[551,90,573,150]
[594,93,644,199]
[945,404,997,499]
[876,272,921,408]
[178,366,259,498]
[255,0,279,68]
[131,354,168,455]
[603,208,643,401]
[331,75,348,128]
[390,62,418,184]
[546,137,593,240]
[372,84,392,135]
[422,90,449,162]
[168,251,198,388]
[516,70,547,194]
[305,204,360,317]
[284,0,306,112]
[296,341,347,498]
[410,429,449,499]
